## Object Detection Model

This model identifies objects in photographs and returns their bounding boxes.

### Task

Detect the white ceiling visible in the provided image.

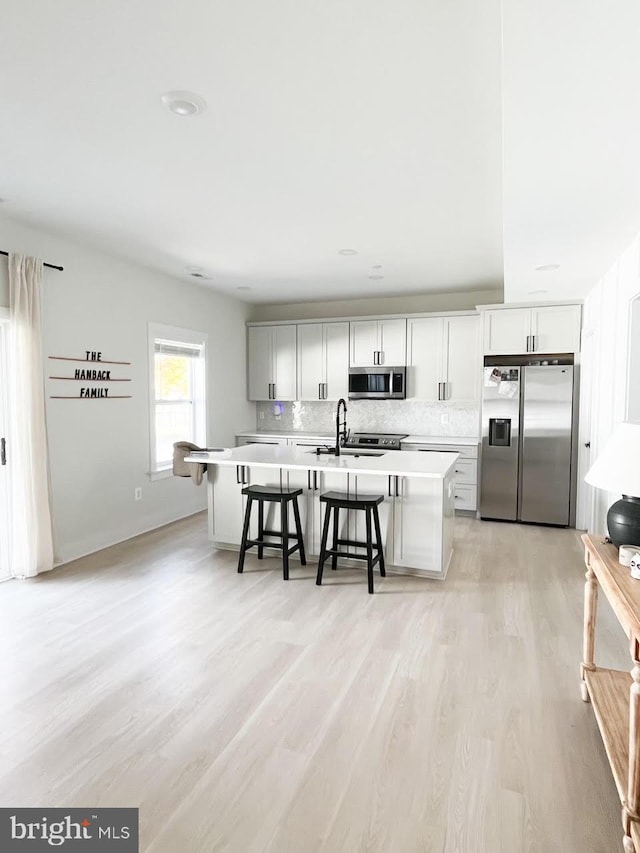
[1,1,639,305]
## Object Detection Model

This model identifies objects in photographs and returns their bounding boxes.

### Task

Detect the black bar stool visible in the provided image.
[238,485,306,580]
[316,491,386,594]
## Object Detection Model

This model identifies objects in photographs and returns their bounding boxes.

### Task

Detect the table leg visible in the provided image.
[581,552,598,702]
[624,639,640,851]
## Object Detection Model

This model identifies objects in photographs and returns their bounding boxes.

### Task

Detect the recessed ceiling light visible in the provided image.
[185,265,211,280]
[338,249,358,256]
[528,289,549,295]
[161,90,207,117]
[368,275,384,280]
[535,264,560,272]
[236,286,252,291]
[371,264,383,269]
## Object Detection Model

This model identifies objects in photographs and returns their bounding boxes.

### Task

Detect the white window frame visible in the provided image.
[148,322,208,480]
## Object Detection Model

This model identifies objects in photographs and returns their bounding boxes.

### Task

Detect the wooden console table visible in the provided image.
[581,534,640,852]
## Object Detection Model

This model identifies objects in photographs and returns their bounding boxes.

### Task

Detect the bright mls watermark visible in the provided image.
[0,809,138,850]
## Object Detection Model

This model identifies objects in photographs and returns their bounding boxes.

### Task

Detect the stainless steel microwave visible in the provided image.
[348,366,406,399]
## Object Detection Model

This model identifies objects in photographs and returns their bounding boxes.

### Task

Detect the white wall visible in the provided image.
[248,288,502,322]
[579,234,640,534]
[0,214,254,564]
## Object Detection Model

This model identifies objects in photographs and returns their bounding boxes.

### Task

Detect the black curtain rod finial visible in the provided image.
[0,250,63,271]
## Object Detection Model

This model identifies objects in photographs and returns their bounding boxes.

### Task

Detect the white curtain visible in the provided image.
[7,253,54,577]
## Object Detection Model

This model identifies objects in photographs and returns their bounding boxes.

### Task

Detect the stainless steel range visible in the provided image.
[343,431,408,451]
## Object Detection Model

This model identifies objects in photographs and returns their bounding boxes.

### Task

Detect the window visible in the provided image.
[148,323,207,476]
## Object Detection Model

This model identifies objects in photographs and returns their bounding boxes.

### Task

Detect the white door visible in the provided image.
[272,325,297,401]
[531,305,582,353]
[407,317,442,401]
[445,315,480,402]
[323,322,349,400]
[247,326,273,401]
[378,319,407,365]
[297,324,324,400]
[0,321,9,580]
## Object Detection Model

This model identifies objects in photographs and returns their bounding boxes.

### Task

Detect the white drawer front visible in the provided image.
[454,484,477,511]
[452,458,477,485]
[403,442,478,459]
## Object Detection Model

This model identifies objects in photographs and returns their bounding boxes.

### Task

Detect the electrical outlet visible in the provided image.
[440,413,449,424]
[258,410,265,421]
[134,487,142,501]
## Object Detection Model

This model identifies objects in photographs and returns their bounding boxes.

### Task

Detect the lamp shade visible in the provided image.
[585,422,640,497]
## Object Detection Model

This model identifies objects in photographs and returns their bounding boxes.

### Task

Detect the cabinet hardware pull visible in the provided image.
[378,350,383,365]
[0,437,5,466]
[532,335,537,352]
[313,471,318,491]
[323,382,327,399]
[307,470,311,490]
[319,383,322,399]
[388,475,392,497]
[236,465,242,484]
[585,441,591,448]
[395,476,400,497]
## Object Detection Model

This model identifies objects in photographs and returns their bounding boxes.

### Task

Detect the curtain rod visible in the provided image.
[0,250,63,271]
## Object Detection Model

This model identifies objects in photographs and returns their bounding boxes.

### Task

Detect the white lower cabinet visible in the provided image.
[393,474,454,573]
[310,471,350,555]
[402,442,479,512]
[210,464,281,546]
[351,474,394,562]
[210,461,454,576]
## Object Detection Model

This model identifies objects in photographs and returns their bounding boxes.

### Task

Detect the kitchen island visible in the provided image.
[187,443,457,578]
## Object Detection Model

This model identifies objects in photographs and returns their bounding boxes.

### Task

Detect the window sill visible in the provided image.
[150,467,173,481]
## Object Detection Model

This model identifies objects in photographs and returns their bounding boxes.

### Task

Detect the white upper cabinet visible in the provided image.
[297,322,349,401]
[247,324,297,401]
[530,305,582,353]
[407,314,479,402]
[483,305,582,355]
[350,318,407,366]
[407,317,442,401]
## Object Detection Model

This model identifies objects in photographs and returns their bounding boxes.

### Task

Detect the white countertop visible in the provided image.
[402,435,480,446]
[187,443,458,479]
[236,429,333,439]
[237,429,478,446]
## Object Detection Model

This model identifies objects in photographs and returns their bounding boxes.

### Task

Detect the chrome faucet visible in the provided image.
[335,398,348,456]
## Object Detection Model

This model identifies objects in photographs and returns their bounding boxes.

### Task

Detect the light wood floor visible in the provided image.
[0,514,629,852]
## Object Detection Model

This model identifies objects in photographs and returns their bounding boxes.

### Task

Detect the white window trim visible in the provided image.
[148,322,208,479]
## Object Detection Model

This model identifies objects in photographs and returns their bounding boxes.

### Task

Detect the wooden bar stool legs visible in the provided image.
[237,486,306,580]
[316,491,386,594]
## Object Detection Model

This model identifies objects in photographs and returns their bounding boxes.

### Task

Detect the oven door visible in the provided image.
[348,367,405,399]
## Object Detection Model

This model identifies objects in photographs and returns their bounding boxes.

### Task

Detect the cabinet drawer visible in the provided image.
[403,442,478,460]
[454,484,477,511]
[452,458,477,485]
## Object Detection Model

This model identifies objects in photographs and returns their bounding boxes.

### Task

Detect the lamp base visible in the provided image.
[607,495,640,548]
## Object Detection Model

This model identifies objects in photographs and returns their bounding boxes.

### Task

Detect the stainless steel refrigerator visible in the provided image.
[480,359,575,526]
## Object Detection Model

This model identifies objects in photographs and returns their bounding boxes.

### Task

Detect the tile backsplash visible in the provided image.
[256,400,480,437]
